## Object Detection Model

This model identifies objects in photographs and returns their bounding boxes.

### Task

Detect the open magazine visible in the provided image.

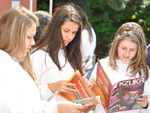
[58,59,145,113]
[57,71,100,112]
[89,59,145,113]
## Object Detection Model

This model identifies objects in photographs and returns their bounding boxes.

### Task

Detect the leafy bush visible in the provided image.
[37,0,150,58]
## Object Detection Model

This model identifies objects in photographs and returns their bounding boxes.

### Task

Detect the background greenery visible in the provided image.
[37,0,150,58]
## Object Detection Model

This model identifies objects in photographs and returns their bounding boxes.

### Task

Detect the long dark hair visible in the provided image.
[74,5,93,43]
[32,4,84,76]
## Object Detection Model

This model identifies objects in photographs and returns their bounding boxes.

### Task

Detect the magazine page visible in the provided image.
[72,96,101,112]
[89,59,112,112]
[57,70,94,101]
[108,76,145,113]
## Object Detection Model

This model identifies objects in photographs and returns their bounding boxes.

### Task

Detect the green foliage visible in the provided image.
[37,0,150,58]
[84,0,150,58]
[37,0,49,12]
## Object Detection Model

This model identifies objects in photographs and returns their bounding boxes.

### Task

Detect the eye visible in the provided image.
[131,49,135,51]
[64,30,68,33]
[27,36,31,39]
[73,32,77,34]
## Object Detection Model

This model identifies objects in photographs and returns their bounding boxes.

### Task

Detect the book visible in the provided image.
[57,70,99,112]
[89,59,145,113]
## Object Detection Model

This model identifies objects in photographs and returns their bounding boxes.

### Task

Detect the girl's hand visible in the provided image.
[88,75,97,86]
[48,79,77,93]
[135,94,148,108]
[57,101,85,113]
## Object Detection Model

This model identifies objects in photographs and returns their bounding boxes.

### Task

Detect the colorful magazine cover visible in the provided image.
[89,59,112,112]
[109,76,145,113]
[57,70,94,101]
[57,70,99,112]
[72,96,101,112]
[89,59,145,113]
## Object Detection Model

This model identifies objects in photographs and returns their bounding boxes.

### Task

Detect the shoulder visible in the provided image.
[31,49,48,61]
[0,50,14,68]
[100,57,109,64]
[81,29,89,38]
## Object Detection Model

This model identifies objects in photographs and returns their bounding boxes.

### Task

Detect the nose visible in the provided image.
[30,38,35,46]
[125,50,130,57]
[67,32,74,41]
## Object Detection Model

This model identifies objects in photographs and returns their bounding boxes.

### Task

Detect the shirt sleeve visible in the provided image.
[81,28,96,58]
[142,67,150,111]
[0,58,58,113]
[31,50,55,101]
[38,84,55,100]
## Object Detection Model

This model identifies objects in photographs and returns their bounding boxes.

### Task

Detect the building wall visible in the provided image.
[0,0,37,17]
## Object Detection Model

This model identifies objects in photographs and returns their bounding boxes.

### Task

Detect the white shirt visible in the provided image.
[0,50,57,113]
[90,57,150,113]
[81,28,96,68]
[31,49,75,101]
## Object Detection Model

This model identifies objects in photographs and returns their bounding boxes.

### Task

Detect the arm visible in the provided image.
[31,50,55,100]
[31,50,77,100]
[136,68,150,112]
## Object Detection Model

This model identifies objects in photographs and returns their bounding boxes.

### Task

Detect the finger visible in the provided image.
[65,87,78,92]
[142,94,148,99]
[136,101,147,107]
[76,104,84,109]
[67,83,76,87]
[135,97,148,107]
[136,98,144,101]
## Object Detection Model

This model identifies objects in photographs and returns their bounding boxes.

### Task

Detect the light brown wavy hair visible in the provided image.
[0,6,39,86]
[108,22,148,80]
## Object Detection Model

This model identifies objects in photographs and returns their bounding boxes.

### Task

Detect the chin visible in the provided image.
[123,60,130,63]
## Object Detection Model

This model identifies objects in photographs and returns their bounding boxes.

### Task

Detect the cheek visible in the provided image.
[61,31,66,39]
[117,48,122,55]
[71,34,76,41]
[26,40,29,47]
[131,51,137,58]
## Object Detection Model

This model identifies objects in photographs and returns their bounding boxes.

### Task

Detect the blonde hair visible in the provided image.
[0,6,39,86]
[108,22,148,80]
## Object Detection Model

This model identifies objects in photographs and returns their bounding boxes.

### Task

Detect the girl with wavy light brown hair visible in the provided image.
[89,22,150,113]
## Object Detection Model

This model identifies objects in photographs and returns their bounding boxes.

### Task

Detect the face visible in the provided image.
[25,23,36,55]
[60,21,79,49]
[117,39,137,62]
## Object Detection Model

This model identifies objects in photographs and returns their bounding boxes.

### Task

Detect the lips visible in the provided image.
[64,40,70,44]
[123,55,129,59]
[27,48,30,52]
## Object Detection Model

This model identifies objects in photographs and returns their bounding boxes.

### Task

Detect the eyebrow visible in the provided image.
[121,46,137,49]
[29,32,35,36]
[63,28,78,32]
